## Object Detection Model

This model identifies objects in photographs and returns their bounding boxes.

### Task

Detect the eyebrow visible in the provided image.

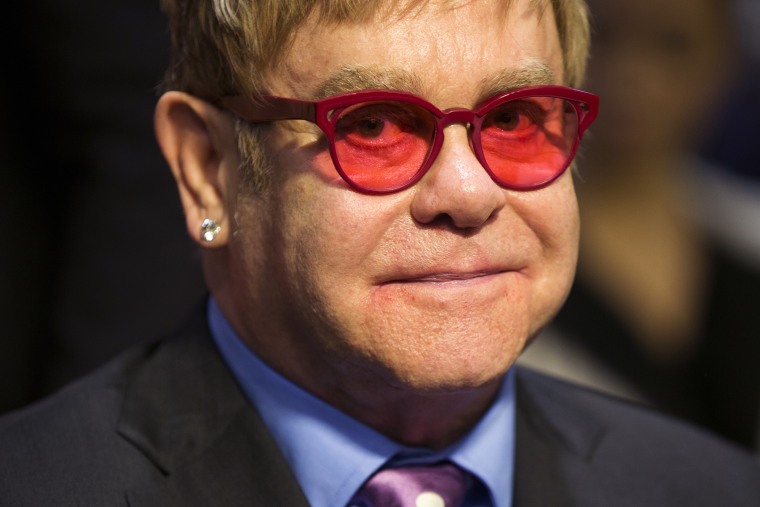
[314,65,425,99]
[312,61,558,103]
[478,61,557,99]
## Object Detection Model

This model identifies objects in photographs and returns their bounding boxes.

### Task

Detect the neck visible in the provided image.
[271,338,504,450]
[323,374,502,450]
[251,324,501,449]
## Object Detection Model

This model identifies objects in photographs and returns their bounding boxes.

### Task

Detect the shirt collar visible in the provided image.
[208,297,515,507]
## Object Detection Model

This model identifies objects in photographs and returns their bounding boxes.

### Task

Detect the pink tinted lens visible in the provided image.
[331,101,435,190]
[480,96,578,188]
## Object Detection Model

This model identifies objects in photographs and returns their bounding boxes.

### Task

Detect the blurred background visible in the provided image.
[521,0,760,452]
[1,0,759,453]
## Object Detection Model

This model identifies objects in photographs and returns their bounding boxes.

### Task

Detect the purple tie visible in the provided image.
[349,462,468,507]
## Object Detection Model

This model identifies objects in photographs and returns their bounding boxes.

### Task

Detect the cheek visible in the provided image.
[509,173,579,249]
[267,129,411,325]
[276,179,407,310]
[514,176,579,326]
[542,180,580,261]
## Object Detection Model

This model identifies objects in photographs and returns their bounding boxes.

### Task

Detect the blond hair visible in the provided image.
[162,0,589,94]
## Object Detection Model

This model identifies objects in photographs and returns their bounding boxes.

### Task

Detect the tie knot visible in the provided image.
[349,461,469,507]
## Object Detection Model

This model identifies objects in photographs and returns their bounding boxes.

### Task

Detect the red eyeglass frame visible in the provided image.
[218,85,599,194]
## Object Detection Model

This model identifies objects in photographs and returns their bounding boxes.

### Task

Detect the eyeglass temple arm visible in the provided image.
[216,95,317,124]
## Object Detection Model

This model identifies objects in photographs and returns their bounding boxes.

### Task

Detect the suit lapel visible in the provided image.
[117,309,309,506]
[125,409,310,506]
[513,367,608,506]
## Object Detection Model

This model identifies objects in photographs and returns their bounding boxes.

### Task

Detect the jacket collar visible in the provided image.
[116,307,310,506]
[513,367,608,505]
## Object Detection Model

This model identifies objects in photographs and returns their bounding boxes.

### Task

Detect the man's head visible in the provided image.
[155,0,593,446]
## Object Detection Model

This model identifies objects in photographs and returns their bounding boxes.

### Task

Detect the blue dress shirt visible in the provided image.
[208,297,515,507]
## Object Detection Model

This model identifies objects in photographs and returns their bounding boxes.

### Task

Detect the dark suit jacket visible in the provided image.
[1,308,759,506]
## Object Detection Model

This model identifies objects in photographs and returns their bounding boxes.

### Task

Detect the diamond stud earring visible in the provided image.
[200,218,221,242]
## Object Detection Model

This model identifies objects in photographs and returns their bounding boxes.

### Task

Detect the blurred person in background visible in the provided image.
[697,0,760,262]
[521,0,760,451]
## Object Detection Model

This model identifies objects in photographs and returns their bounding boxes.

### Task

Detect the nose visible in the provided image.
[410,125,506,229]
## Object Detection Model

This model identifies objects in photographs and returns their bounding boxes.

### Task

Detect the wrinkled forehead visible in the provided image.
[264,0,561,104]
[218,0,552,69]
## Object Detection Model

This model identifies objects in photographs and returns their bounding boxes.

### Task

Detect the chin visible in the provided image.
[375,344,521,395]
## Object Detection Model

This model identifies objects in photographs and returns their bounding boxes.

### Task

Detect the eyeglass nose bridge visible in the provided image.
[423,108,484,171]
[437,108,477,128]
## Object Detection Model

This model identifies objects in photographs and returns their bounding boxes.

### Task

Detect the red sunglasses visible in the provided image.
[218,86,599,194]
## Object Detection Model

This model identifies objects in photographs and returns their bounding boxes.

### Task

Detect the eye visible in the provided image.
[484,100,547,132]
[330,100,436,191]
[336,102,417,140]
[491,109,522,130]
[354,116,388,138]
[333,101,433,147]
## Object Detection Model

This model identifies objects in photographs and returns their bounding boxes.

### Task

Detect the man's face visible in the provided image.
[224,0,578,400]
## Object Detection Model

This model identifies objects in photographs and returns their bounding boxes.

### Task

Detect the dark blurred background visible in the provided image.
[2,0,759,453]
[0,1,205,412]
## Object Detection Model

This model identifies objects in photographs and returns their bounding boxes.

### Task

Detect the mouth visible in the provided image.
[381,269,510,286]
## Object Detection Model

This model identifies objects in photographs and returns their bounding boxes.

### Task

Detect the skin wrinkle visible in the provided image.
[272,1,560,100]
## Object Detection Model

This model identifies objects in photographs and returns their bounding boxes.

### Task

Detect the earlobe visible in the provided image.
[155,91,238,247]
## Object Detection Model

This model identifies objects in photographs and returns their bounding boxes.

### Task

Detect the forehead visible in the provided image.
[268,0,563,105]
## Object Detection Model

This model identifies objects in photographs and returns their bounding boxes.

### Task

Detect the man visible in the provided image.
[0,0,758,505]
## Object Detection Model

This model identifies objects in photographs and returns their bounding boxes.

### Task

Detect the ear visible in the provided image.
[155,91,238,247]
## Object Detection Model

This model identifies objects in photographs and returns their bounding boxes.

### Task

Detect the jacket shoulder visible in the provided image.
[0,309,305,507]
[0,344,164,506]
[515,366,760,506]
